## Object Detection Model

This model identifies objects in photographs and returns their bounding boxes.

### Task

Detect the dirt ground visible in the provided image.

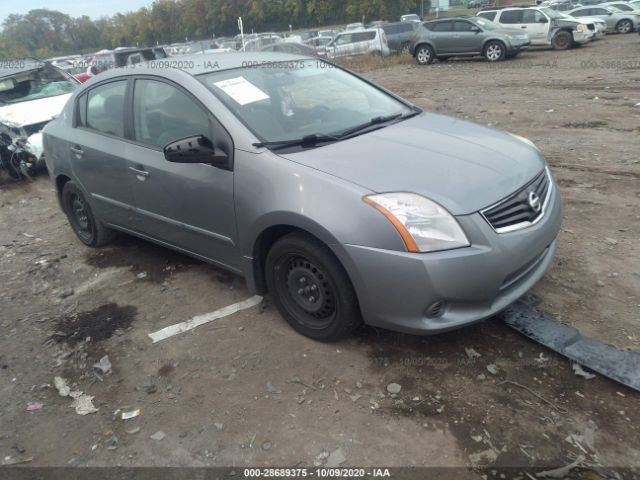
[1,34,639,475]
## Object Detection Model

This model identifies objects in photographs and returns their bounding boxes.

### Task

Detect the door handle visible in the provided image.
[128,166,150,179]
[521,26,527,28]
[70,146,84,158]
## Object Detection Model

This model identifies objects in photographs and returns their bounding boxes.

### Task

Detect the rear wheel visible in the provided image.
[484,41,506,62]
[415,44,435,65]
[61,181,115,247]
[551,30,572,50]
[265,233,361,341]
[615,19,632,34]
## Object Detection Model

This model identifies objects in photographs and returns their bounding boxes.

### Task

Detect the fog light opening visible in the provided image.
[425,300,446,319]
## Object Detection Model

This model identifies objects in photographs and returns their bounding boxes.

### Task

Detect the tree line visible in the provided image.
[0,0,428,59]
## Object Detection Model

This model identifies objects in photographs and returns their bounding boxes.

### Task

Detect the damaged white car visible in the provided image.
[0,60,78,179]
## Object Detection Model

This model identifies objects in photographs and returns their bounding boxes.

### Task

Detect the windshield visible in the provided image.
[539,7,563,18]
[199,60,413,144]
[0,64,76,105]
[472,17,499,30]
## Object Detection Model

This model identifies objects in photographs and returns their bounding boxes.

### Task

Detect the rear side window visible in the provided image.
[133,79,209,148]
[85,80,127,138]
[432,20,454,32]
[335,34,353,45]
[477,11,497,20]
[353,31,376,41]
[590,8,608,14]
[499,10,524,23]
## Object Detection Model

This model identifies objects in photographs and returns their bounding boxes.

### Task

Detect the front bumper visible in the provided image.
[572,30,591,44]
[340,177,562,335]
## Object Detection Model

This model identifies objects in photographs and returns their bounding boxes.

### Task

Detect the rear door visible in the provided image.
[70,78,141,231]
[125,77,239,270]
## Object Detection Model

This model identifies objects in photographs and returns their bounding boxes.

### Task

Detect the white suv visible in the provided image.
[477,6,591,49]
[326,28,391,59]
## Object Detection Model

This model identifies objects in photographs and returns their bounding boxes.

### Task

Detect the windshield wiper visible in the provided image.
[336,109,421,139]
[252,133,339,150]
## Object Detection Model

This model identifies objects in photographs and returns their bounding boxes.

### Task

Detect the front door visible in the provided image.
[125,77,240,271]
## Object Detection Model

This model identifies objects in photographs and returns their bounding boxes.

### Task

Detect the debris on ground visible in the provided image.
[501,302,640,391]
[54,376,71,397]
[326,447,347,467]
[486,364,499,375]
[93,355,112,375]
[26,402,44,412]
[150,431,166,441]
[468,448,498,466]
[386,383,401,395]
[266,382,281,394]
[261,441,272,451]
[53,376,98,415]
[121,409,141,420]
[313,450,329,467]
[465,348,481,359]
[2,455,33,465]
[572,363,596,380]
[536,455,585,478]
[70,392,98,415]
[126,427,141,435]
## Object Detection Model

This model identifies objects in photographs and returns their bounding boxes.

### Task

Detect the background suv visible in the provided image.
[478,6,591,49]
[326,28,390,58]
[410,16,531,64]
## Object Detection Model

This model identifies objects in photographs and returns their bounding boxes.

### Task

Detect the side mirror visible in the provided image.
[164,135,228,167]
[539,17,549,23]
[470,26,482,32]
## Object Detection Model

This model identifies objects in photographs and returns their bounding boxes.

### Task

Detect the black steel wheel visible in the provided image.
[61,181,115,247]
[266,232,361,341]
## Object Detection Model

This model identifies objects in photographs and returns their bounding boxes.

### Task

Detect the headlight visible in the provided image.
[363,193,470,253]
[576,23,587,32]
[507,132,539,151]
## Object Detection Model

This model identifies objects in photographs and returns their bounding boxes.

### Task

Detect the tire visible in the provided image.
[484,41,506,62]
[615,19,632,34]
[265,232,361,341]
[61,181,116,247]
[551,30,572,50]
[415,44,435,65]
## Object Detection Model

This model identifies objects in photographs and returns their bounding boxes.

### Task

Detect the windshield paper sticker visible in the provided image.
[213,77,269,106]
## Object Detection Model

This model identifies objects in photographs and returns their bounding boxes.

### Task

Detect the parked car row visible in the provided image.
[411,2,637,66]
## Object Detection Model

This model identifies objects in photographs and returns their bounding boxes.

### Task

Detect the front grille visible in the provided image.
[587,24,595,31]
[481,168,551,233]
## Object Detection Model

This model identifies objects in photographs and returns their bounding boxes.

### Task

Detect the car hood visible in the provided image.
[0,93,72,128]
[278,113,546,216]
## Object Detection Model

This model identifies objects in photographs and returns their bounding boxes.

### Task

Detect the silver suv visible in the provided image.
[326,28,390,59]
[478,6,591,49]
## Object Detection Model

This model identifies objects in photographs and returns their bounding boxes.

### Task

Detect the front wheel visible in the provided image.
[551,31,572,50]
[265,233,361,341]
[415,45,435,65]
[484,41,506,62]
[615,19,633,34]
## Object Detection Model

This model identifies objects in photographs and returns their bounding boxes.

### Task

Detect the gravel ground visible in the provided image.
[0,33,639,475]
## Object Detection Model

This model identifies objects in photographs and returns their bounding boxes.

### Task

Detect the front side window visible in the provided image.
[86,80,127,138]
[199,60,412,145]
[477,11,497,20]
[133,79,209,148]
[522,10,545,23]
[454,21,475,31]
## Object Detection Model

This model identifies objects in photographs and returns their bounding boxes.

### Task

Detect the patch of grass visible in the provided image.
[337,52,414,73]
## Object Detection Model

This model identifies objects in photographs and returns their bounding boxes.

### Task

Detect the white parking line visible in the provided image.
[148,295,263,343]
